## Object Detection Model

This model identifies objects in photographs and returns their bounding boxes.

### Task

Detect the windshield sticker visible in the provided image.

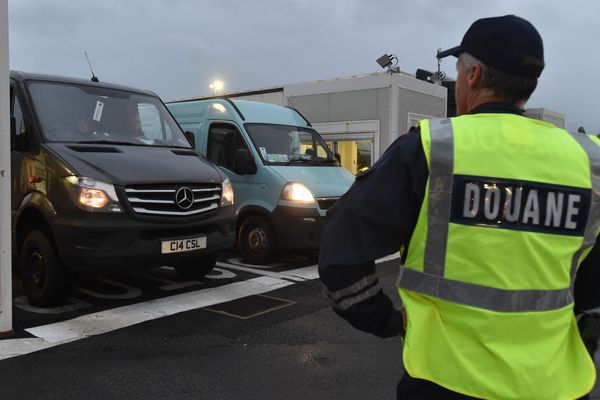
[92,101,104,122]
[259,147,268,159]
[267,154,288,163]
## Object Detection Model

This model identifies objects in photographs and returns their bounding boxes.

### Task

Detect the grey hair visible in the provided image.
[458,52,540,103]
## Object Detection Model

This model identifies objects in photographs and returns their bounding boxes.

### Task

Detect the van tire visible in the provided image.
[238,216,277,264]
[20,230,71,308]
[174,253,217,280]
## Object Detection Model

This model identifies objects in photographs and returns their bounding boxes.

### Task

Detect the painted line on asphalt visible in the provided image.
[2,253,402,361]
[0,276,293,361]
[225,257,285,269]
[216,261,307,282]
[277,265,319,280]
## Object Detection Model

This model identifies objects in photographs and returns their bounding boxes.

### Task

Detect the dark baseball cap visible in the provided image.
[437,15,544,78]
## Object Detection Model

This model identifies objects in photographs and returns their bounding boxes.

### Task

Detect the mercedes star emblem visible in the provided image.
[175,187,194,210]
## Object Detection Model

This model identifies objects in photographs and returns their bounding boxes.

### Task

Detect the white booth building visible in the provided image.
[172,70,565,175]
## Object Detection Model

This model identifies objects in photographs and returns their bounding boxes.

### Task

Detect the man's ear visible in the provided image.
[466,63,483,89]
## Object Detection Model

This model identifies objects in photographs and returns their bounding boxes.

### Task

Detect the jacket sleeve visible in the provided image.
[318,130,428,337]
[574,234,600,312]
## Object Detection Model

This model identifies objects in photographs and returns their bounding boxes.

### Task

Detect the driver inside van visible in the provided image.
[128,113,144,137]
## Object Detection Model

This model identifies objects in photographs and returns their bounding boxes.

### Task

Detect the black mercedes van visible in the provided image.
[9,71,236,306]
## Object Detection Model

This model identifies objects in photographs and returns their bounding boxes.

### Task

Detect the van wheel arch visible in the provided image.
[15,207,55,261]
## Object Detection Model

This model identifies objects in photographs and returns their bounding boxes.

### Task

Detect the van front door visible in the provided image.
[206,123,265,213]
[10,82,30,219]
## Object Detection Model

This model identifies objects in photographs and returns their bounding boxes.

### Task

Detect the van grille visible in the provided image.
[316,198,338,211]
[124,183,222,216]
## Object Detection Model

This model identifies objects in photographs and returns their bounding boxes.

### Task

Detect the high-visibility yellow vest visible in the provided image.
[399,114,600,400]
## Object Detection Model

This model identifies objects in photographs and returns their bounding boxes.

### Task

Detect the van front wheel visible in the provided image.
[20,230,71,307]
[238,216,277,264]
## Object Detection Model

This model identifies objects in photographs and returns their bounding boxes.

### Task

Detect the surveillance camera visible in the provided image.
[376,54,393,69]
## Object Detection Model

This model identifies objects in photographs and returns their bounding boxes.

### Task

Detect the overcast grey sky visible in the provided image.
[8,0,600,133]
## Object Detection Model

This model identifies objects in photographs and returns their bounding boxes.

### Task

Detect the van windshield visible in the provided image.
[244,123,339,166]
[27,81,191,148]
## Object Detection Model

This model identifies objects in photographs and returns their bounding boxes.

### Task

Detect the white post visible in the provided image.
[389,73,400,143]
[0,0,12,336]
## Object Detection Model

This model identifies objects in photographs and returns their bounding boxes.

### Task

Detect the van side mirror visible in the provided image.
[233,148,257,175]
[10,116,25,150]
[334,152,341,163]
[184,131,196,148]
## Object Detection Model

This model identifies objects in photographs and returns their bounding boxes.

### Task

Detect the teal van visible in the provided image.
[166,99,354,263]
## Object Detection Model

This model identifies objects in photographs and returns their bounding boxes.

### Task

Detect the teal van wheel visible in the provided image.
[239,216,277,264]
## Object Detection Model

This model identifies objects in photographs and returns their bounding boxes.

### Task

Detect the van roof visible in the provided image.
[167,98,311,127]
[10,70,157,97]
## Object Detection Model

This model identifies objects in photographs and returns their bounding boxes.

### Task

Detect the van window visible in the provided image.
[11,88,26,136]
[207,123,250,172]
[245,123,338,166]
[26,81,190,148]
[138,103,174,141]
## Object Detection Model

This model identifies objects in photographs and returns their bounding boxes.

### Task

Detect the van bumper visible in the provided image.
[271,205,325,250]
[52,208,236,272]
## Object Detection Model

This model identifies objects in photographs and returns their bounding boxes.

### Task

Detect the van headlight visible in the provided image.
[281,182,315,203]
[220,178,234,207]
[64,176,123,213]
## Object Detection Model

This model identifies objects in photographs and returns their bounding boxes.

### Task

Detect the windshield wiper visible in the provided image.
[317,158,339,165]
[286,156,314,165]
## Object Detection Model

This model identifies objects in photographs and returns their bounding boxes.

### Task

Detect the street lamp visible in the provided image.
[209,80,224,96]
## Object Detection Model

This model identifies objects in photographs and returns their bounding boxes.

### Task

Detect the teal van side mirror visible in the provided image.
[184,131,196,148]
[233,148,257,175]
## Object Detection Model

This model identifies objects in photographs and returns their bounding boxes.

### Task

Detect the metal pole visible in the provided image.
[0,0,13,336]
[389,73,400,143]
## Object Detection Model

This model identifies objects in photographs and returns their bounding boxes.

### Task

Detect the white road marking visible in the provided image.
[158,281,202,291]
[225,257,285,269]
[216,261,306,282]
[204,267,237,280]
[75,277,143,300]
[0,337,77,359]
[157,268,236,290]
[278,265,319,280]
[1,253,403,361]
[0,276,292,360]
[13,296,92,314]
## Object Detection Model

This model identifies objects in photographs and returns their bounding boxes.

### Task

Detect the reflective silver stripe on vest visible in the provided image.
[327,274,378,302]
[568,133,600,284]
[398,119,594,312]
[399,266,573,312]
[423,118,454,276]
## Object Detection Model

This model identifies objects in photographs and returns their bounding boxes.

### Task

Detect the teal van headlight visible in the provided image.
[281,182,315,203]
[220,178,234,207]
[64,176,122,212]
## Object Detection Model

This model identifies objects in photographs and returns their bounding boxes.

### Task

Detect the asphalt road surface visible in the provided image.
[1,252,598,400]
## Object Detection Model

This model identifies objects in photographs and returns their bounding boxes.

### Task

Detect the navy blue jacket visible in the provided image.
[319,103,600,339]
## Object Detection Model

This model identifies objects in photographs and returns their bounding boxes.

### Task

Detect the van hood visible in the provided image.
[46,143,223,185]
[270,166,354,198]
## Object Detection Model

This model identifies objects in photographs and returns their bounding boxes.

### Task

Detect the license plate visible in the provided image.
[161,236,207,254]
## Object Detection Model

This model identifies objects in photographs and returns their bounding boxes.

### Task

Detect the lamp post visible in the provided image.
[209,80,224,96]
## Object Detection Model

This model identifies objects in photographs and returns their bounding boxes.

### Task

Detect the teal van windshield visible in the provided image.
[245,123,338,166]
